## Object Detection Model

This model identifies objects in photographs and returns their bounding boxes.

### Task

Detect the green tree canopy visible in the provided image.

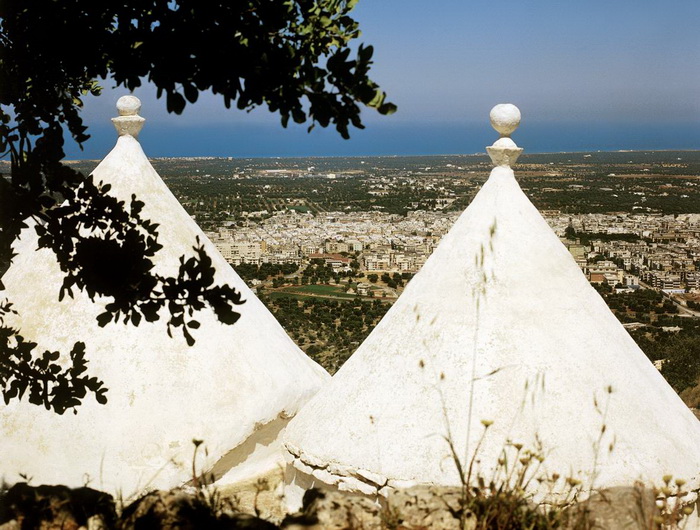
[0,0,394,413]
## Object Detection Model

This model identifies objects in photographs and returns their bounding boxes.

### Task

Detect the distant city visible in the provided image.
[65,149,700,290]
[61,151,700,394]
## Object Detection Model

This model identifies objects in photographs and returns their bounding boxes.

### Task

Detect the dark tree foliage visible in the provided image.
[235,262,299,282]
[0,0,394,413]
[660,334,700,394]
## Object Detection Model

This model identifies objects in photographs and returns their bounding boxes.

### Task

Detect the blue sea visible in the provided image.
[63,120,700,160]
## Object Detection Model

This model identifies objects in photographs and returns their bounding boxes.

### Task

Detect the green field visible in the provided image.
[287,205,311,213]
[274,284,360,300]
[297,284,344,294]
[267,291,318,301]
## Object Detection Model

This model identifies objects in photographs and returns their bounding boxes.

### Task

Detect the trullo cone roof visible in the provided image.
[283,105,700,500]
[0,96,328,497]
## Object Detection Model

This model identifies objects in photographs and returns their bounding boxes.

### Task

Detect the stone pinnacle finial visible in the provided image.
[112,95,145,138]
[486,103,523,168]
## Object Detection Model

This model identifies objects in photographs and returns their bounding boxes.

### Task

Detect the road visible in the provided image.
[638,281,700,318]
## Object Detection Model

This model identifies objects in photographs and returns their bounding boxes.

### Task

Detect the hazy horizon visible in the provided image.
[60,0,699,160]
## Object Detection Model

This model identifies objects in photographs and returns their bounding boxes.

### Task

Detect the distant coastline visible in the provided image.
[53,120,700,160]
[53,149,700,164]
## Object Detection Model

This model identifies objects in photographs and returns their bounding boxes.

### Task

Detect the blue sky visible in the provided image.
[69,0,700,159]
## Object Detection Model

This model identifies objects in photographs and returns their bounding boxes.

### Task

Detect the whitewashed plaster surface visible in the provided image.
[0,99,329,498]
[283,108,700,505]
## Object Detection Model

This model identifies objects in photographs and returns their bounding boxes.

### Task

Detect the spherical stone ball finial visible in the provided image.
[113,95,145,137]
[117,95,141,116]
[489,103,521,137]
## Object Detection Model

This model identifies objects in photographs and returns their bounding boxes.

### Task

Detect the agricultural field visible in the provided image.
[272,284,359,300]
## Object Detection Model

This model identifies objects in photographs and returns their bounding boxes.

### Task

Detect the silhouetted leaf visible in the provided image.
[95,388,108,405]
[167,92,186,114]
[96,311,112,327]
[183,326,195,347]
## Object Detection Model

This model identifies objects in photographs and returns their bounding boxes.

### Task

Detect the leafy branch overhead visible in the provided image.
[1,0,395,278]
[0,0,391,411]
[1,0,395,150]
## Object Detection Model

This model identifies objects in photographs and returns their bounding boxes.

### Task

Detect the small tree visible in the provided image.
[564,224,577,240]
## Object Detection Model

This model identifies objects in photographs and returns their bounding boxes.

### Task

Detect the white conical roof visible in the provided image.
[0,96,328,497]
[283,105,700,500]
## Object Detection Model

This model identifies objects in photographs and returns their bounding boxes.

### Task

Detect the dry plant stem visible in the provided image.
[589,386,614,495]
[464,271,483,471]
[192,439,203,489]
[466,427,489,489]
